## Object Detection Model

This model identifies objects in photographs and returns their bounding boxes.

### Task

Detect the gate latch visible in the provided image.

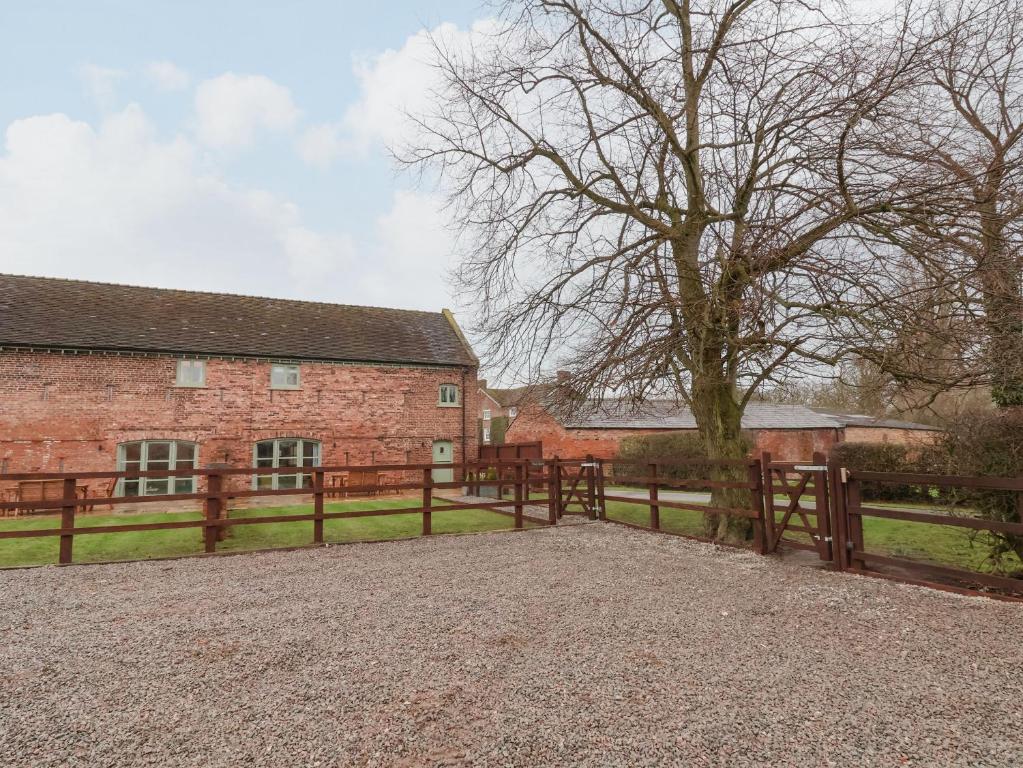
[794,465,827,472]
[579,462,600,468]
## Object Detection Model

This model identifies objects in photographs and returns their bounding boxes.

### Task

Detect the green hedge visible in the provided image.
[614,432,751,482]
[830,441,927,502]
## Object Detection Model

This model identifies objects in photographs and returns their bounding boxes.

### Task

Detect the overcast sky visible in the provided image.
[0,0,490,317]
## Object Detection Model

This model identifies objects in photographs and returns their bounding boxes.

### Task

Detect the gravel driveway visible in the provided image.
[2,524,1021,767]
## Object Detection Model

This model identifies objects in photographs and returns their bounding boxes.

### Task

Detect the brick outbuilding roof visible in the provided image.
[0,274,478,367]
[554,400,937,431]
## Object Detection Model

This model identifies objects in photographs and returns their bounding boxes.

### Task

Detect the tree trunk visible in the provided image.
[690,376,753,543]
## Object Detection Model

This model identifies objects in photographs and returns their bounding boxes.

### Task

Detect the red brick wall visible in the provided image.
[0,350,477,479]
[506,402,846,461]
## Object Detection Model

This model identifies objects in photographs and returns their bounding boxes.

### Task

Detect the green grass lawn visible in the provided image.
[0,497,536,568]
[603,498,1023,574]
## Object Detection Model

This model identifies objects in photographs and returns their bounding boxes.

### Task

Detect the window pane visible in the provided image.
[176,442,195,462]
[173,478,194,494]
[300,473,313,489]
[286,370,299,386]
[277,441,298,467]
[147,442,171,463]
[256,475,274,489]
[302,441,319,466]
[122,443,142,463]
[145,479,169,495]
[122,480,140,497]
[256,442,274,460]
[277,474,298,490]
[122,460,142,473]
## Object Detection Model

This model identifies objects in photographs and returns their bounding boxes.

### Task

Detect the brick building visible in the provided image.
[0,274,478,494]
[476,380,528,445]
[503,398,938,460]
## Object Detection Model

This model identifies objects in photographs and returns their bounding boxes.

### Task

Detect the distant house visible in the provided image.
[476,379,528,445]
[503,397,939,461]
[0,274,479,491]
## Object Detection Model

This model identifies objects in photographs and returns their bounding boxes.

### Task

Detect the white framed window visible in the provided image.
[175,359,206,387]
[253,438,320,490]
[508,407,518,418]
[482,408,492,421]
[270,364,301,390]
[117,440,198,497]
[439,383,460,406]
[482,428,491,443]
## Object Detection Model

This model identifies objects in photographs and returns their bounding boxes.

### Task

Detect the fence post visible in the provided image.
[846,473,865,571]
[422,467,433,536]
[595,458,607,521]
[553,455,563,519]
[760,451,775,550]
[748,459,767,555]
[547,459,558,525]
[585,454,597,520]
[204,471,224,553]
[648,461,660,531]
[312,468,324,544]
[514,462,524,529]
[58,477,76,565]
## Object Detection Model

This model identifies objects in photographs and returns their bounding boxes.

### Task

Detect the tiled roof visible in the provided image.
[482,386,531,407]
[0,274,477,367]
[809,408,938,431]
[557,401,935,431]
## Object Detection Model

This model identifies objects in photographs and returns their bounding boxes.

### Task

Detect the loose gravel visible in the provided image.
[2,523,1022,767]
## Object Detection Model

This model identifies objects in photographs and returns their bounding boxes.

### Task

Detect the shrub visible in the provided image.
[829,441,924,502]
[614,432,751,483]
[931,408,1023,573]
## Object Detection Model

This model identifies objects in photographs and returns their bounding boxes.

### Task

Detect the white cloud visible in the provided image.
[0,106,351,298]
[296,20,499,167]
[76,63,126,111]
[194,73,301,149]
[146,60,190,91]
[296,122,350,169]
[0,105,454,310]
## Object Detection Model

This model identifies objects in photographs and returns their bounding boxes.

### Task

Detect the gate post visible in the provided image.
[846,473,865,571]
[812,451,832,561]
[760,451,775,551]
[585,454,597,520]
[312,468,325,544]
[748,459,768,555]
[595,458,607,521]
[553,455,564,519]
[422,468,433,536]
[827,461,849,570]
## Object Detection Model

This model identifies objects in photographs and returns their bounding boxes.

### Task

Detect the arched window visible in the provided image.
[117,440,198,497]
[254,438,320,490]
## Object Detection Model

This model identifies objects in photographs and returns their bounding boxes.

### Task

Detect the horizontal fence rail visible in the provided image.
[0,459,555,565]
[3,453,1022,599]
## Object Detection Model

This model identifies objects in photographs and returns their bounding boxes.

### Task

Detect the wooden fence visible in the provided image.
[3,455,1022,599]
[0,460,554,565]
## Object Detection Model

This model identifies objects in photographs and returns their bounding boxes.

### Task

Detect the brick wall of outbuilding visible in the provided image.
[504,402,931,462]
[0,349,477,483]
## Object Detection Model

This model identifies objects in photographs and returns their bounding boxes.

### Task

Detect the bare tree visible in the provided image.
[404,0,930,540]
[871,0,1023,408]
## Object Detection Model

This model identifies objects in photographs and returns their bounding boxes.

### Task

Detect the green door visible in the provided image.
[432,440,454,484]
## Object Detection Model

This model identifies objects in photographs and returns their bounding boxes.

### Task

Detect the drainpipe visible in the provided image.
[460,366,468,470]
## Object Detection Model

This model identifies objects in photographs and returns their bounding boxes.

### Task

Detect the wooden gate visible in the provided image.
[552,457,599,520]
[761,451,833,561]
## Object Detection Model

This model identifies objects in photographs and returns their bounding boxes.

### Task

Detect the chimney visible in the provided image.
[478,378,487,390]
